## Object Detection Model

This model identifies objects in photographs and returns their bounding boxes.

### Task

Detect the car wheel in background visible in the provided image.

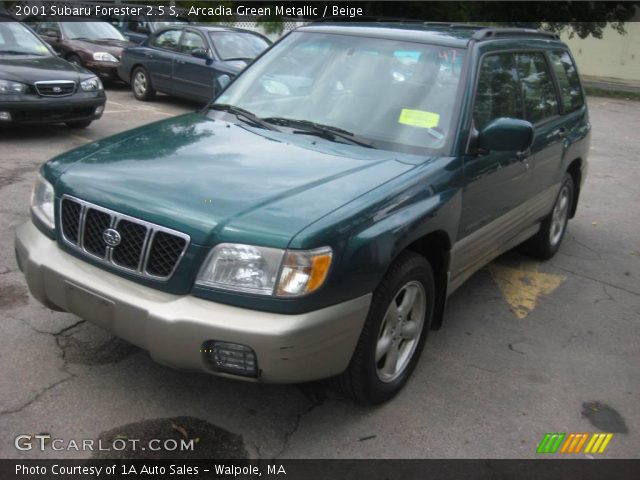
[131,67,156,101]
[337,251,435,404]
[66,120,92,129]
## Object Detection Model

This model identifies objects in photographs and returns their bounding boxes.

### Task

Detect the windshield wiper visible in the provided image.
[208,103,279,131]
[262,117,374,148]
[222,57,253,62]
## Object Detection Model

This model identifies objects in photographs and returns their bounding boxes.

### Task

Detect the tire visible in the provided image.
[66,120,92,129]
[523,173,574,260]
[131,67,156,101]
[66,53,83,67]
[337,251,435,404]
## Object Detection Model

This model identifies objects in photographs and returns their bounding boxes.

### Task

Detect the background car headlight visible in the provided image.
[30,173,55,230]
[80,77,103,91]
[196,244,332,297]
[0,79,27,94]
[93,52,118,63]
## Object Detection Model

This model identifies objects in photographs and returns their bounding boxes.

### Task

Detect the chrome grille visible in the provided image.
[35,80,76,97]
[59,196,189,280]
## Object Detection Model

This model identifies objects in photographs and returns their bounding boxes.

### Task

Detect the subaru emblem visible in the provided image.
[102,228,121,247]
[53,86,62,93]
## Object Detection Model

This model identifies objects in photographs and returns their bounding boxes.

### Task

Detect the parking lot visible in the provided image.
[1,87,638,459]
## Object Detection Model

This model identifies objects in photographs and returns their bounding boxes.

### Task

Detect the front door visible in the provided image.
[172,30,213,102]
[452,52,533,282]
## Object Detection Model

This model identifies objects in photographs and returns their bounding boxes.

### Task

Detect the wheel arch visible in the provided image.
[404,230,452,330]
[567,158,582,218]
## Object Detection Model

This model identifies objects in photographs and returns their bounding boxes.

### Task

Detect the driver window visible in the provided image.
[473,53,521,130]
[180,31,206,55]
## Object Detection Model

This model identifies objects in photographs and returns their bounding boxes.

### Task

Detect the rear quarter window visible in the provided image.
[549,51,584,112]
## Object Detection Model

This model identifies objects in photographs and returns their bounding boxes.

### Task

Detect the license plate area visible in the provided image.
[65,281,114,329]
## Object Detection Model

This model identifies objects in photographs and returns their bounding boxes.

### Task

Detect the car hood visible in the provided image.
[48,113,424,247]
[0,55,88,83]
[71,38,132,57]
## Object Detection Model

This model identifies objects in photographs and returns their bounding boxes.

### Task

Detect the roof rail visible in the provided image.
[472,28,560,41]
[421,22,486,30]
[313,16,423,24]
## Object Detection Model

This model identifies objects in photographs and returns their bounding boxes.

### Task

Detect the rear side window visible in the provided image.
[515,52,558,123]
[151,29,181,51]
[473,53,520,130]
[548,51,584,112]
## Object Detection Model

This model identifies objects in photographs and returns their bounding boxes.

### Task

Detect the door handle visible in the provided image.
[176,59,185,64]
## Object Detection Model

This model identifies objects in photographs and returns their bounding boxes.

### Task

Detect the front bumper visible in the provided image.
[85,61,120,81]
[15,221,371,383]
[0,93,105,125]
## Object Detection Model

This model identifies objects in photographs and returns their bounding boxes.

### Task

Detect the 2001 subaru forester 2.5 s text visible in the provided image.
[16,23,590,404]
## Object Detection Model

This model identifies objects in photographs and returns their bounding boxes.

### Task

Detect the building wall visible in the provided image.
[561,22,640,86]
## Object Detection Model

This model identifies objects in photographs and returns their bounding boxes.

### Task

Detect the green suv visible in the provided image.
[16,23,590,403]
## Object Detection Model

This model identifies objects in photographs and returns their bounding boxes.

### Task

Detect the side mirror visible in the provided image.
[137,25,150,35]
[42,30,60,40]
[191,48,210,60]
[216,74,231,91]
[477,118,534,153]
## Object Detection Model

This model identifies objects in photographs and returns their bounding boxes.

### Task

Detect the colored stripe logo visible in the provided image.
[537,433,613,454]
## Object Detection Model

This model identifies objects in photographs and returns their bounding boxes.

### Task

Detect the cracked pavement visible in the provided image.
[1,90,639,459]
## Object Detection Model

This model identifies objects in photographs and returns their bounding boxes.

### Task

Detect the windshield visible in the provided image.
[156,20,188,28]
[61,21,126,41]
[209,31,270,60]
[216,32,466,154]
[0,22,51,56]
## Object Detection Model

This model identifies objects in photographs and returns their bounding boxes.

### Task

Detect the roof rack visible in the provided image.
[313,16,424,24]
[472,28,560,41]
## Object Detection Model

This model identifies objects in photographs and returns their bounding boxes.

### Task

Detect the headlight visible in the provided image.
[30,173,55,231]
[80,76,103,91]
[0,79,27,94]
[93,52,118,63]
[196,243,332,297]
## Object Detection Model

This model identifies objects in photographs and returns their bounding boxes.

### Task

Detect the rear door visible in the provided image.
[172,29,214,102]
[514,51,564,207]
[145,28,182,91]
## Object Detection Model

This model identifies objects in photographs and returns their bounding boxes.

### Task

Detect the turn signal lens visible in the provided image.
[276,247,332,297]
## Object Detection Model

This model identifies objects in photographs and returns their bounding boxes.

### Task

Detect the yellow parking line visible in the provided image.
[488,259,566,319]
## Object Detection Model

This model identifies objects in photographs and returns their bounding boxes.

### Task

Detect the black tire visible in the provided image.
[131,66,156,101]
[337,251,435,404]
[522,173,574,260]
[66,53,83,67]
[66,120,92,129]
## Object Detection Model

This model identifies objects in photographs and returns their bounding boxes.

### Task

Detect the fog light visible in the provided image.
[0,111,12,122]
[202,341,257,377]
[94,105,104,115]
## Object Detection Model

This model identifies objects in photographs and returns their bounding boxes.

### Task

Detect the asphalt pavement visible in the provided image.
[0,86,638,459]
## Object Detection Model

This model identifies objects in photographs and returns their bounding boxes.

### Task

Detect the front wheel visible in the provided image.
[131,67,156,101]
[523,173,574,260]
[337,251,435,404]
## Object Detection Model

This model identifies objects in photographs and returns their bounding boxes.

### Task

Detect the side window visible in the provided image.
[515,52,558,123]
[150,29,181,51]
[180,31,206,55]
[549,51,584,112]
[473,53,521,131]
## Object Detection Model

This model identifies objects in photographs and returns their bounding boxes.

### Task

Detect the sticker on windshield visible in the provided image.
[35,45,48,52]
[398,109,440,129]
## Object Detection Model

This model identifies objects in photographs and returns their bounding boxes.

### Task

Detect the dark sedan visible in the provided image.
[118,25,271,103]
[0,19,105,128]
[29,20,135,82]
